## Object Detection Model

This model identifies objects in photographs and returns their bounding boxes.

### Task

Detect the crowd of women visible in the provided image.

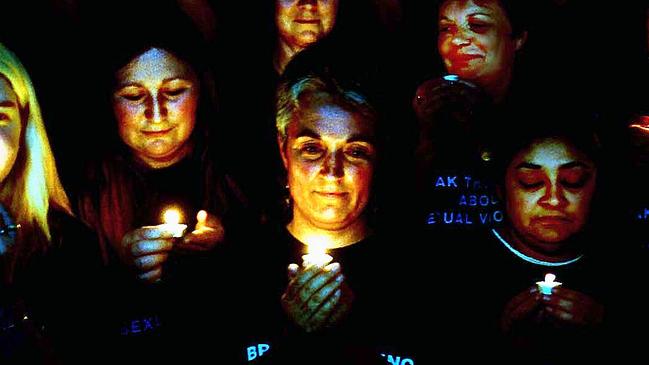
[1,0,648,364]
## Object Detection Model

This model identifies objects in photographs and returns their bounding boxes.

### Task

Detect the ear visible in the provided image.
[514,31,528,51]
[278,134,289,170]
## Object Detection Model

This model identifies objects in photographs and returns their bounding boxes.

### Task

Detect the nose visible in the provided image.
[539,182,568,210]
[297,0,318,9]
[451,27,472,47]
[144,95,168,123]
[321,150,344,180]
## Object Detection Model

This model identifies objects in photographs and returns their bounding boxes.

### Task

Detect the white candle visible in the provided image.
[161,208,187,238]
[536,273,562,295]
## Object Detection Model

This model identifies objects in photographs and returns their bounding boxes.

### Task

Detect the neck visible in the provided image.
[287,214,369,249]
[483,69,512,104]
[501,225,582,263]
[274,39,304,74]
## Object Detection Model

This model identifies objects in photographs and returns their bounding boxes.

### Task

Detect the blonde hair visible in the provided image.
[0,43,71,243]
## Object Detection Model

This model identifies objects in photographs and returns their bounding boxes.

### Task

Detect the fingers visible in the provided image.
[292,263,341,304]
[326,289,352,327]
[304,273,344,314]
[542,289,604,326]
[123,226,176,244]
[287,264,299,279]
[281,262,347,332]
[180,211,225,249]
[501,287,543,332]
[138,267,163,283]
[285,265,322,300]
[131,239,174,257]
[305,288,342,332]
[134,253,168,271]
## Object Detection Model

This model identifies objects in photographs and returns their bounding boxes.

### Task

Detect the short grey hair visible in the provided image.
[275,75,378,144]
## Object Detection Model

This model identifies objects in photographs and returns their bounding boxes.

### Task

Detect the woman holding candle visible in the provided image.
[468,108,612,361]
[243,73,410,364]
[0,42,104,363]
[75,10,250,363]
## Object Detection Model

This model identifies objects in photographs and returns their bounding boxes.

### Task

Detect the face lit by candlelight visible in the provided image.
[505,138,596,254]
[438,0,524,94]
[280,101,377,232]
[276,0,339,50]
[113,48,198,169]
[0,76,21,184]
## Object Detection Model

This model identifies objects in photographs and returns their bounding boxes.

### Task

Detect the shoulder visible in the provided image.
[47,208,103,267]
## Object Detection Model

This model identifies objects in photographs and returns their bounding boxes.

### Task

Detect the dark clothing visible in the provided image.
[1,209,106,364]
[408,227,615,364]
[76,150,253,363]
[241,227,412,365]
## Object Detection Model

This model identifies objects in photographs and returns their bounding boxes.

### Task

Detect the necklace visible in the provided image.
[491,229,583,267]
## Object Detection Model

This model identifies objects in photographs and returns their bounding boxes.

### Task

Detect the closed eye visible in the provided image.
[518,180,544,190]
[162,87,190,99]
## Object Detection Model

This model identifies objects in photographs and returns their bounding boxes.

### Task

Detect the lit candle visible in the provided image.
[301,242,333,268]
[536,273,562,295]
[161,208,187,238]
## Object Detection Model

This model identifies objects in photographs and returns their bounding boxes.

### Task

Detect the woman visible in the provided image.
[437,0,527,103]
[0,42,102,364]
[78,41,239,282]
[76,26,250,362]
[243,74,410,364]
[274,0,340,74]
[478,116,611,361]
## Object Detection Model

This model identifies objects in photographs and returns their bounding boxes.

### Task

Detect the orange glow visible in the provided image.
[629,116,649,133]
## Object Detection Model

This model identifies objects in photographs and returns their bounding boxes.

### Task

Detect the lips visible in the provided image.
[314,191,348,199]
[532,216,572,226]
[451,53,484,62]
[141,128,173,137]
[295,18,320,24]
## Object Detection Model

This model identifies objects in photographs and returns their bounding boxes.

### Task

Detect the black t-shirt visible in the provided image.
[240,227,413,365]
[79,153,250,364]
[408,227,616,363]
[1,209,106,364]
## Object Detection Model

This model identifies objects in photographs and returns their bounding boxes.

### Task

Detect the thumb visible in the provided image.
[287,263,299,279]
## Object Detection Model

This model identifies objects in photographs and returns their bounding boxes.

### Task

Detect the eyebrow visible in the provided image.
[515,162,541,170]
[117,77,189,88]
[515,161,591,170]
[295,128,375,143]
[559,161,591,170]
[0,100,16,108]
[296,128,321,139]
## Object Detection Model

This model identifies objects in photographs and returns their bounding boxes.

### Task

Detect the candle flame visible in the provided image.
[544,273,556,283]
[302,234,331,255]
[163,208,182,224]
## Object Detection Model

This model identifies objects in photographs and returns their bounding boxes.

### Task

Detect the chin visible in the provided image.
[531,230,570,245]
[312,213,354,229]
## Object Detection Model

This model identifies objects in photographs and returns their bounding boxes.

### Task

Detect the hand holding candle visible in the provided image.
[536,273,562,295]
